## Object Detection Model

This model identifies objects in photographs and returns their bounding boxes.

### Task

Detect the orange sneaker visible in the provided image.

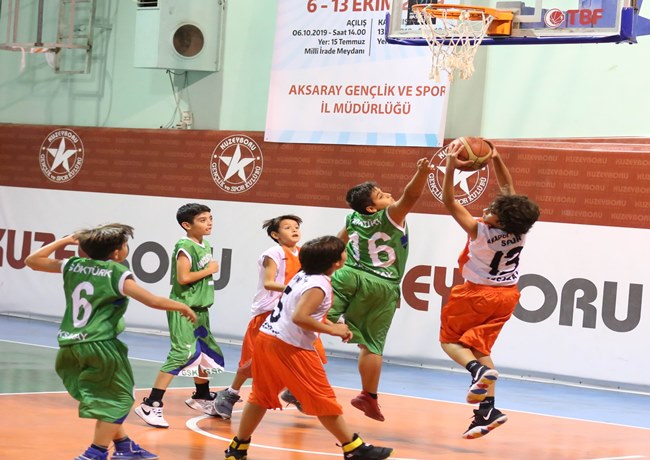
[350,391,385,422]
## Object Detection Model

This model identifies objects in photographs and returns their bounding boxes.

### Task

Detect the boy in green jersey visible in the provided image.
[25,223,196,460]
[327,157,435,422]
[135,203,225,428]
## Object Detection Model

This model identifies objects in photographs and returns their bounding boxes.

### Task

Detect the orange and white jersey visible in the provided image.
[459,221,527,286]
[250,245,300,317]
[260,271,332,350]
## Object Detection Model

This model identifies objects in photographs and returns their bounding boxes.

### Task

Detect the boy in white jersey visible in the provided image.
[441,141,540,439]
[135,203,225,428]
[214,214,305,419]
[224,236,393,460]
[327,157,435,422]
[25,223,196,460]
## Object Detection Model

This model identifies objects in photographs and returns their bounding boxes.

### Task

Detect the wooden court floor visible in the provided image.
[1,387,648,460]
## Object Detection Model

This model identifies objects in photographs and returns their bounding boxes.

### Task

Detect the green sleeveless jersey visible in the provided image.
[344,208,409,283]
[58,257,132,346]
[170,238,215,309]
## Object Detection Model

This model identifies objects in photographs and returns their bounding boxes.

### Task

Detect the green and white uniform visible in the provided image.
[56,256,135,423]
[328,208,409,354]
[160,237,224,377]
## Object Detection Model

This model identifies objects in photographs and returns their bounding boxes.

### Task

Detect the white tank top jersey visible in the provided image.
[250,245,298,317]
[260,271,332,350]
[461,221,527,286]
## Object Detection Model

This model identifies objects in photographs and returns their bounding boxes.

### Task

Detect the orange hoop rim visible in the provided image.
[412,4,505,21]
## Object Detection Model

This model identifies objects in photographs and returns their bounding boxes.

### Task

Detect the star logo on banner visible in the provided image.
[426,150,490,206]
[220,145,255,182]
[435,165,480,195]
[39,129,85,183]
[47,138,78,173]
[210,135,264,194]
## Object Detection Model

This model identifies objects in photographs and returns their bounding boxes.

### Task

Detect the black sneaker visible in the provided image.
[466,366,499,404]
[280,389,305,414]
[224,436,250,460]
[342,433,393,460]
[462,407,508,439]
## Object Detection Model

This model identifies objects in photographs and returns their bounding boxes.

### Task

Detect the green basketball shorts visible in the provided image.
[55,338,135,423]
[328,266,400,355]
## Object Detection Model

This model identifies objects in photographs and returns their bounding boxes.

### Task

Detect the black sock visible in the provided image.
[194,381,211,399]
[479,397,495,412]
[465,360,482,377]
[90,444,108,453]
[366,392,378,399]
[145,388,165,405]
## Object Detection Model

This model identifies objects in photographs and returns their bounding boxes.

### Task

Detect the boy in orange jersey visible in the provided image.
[441,141,540,439]
[224,236,393,460]
[214,215,304,419]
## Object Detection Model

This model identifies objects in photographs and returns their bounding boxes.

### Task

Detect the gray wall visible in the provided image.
[0,0,648,138]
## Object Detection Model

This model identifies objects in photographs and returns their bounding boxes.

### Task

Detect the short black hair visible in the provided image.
[176,203,211,227]
[299,236,346,275]
[490,194,540,236]
[346,181,378,215]
[75,223,134,260]
[262,214,302,242]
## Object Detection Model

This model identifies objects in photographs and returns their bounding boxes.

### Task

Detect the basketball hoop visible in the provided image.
[413,4,513,82]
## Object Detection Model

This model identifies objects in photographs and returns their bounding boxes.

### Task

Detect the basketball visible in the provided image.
[454,137,493,171]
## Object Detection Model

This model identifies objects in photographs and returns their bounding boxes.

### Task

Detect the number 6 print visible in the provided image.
[71,281,94,328]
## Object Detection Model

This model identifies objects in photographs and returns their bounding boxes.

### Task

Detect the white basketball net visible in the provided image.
[414,6,494,83]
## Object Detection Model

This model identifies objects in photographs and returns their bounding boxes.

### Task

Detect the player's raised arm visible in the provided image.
[490,146,516,196]
[388,157,435,225]
[25,234,78,273]
[442,146,479,239]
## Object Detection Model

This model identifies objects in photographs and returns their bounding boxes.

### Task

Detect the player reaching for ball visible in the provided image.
[326,157,436,422]
[440,140,540,439]
[449,137,494,171]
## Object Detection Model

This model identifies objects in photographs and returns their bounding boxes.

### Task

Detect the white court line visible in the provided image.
[583,456,646,460]
[186,413,423,460]
[2,339,649,432]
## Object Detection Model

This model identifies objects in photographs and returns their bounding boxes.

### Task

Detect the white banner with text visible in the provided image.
[264,0,449,147]
[1,186,648,389]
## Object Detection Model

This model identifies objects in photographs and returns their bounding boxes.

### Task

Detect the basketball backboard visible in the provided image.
[388,0,650,45]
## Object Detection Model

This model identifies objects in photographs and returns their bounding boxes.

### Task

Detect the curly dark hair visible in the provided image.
[299,236,346,275]
[75,223,134,260]
[262,214,302,242]
[346,181,378,215]
[490,194,540,236]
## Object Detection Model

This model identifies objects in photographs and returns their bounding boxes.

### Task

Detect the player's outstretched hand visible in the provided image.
[206,260,220,275]
[331,323,353,343]
[445,146,474,170]
[179,305,197,323]
[416,157,435,174]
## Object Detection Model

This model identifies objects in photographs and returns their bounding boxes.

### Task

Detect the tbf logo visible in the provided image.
[210,135,263,194]
[39,129,85,183]
[544,7,604,28]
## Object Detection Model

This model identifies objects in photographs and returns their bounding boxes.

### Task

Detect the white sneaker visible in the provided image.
[185,392,218,416]
[134,399,169,428]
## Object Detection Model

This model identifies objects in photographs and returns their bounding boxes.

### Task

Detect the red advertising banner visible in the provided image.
[1,124,650,229]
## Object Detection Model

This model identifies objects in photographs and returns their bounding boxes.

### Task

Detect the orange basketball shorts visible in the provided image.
[248,332,342,417]
[439,281,520,355]
[238,312,327,378]
[237,311,271,377]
